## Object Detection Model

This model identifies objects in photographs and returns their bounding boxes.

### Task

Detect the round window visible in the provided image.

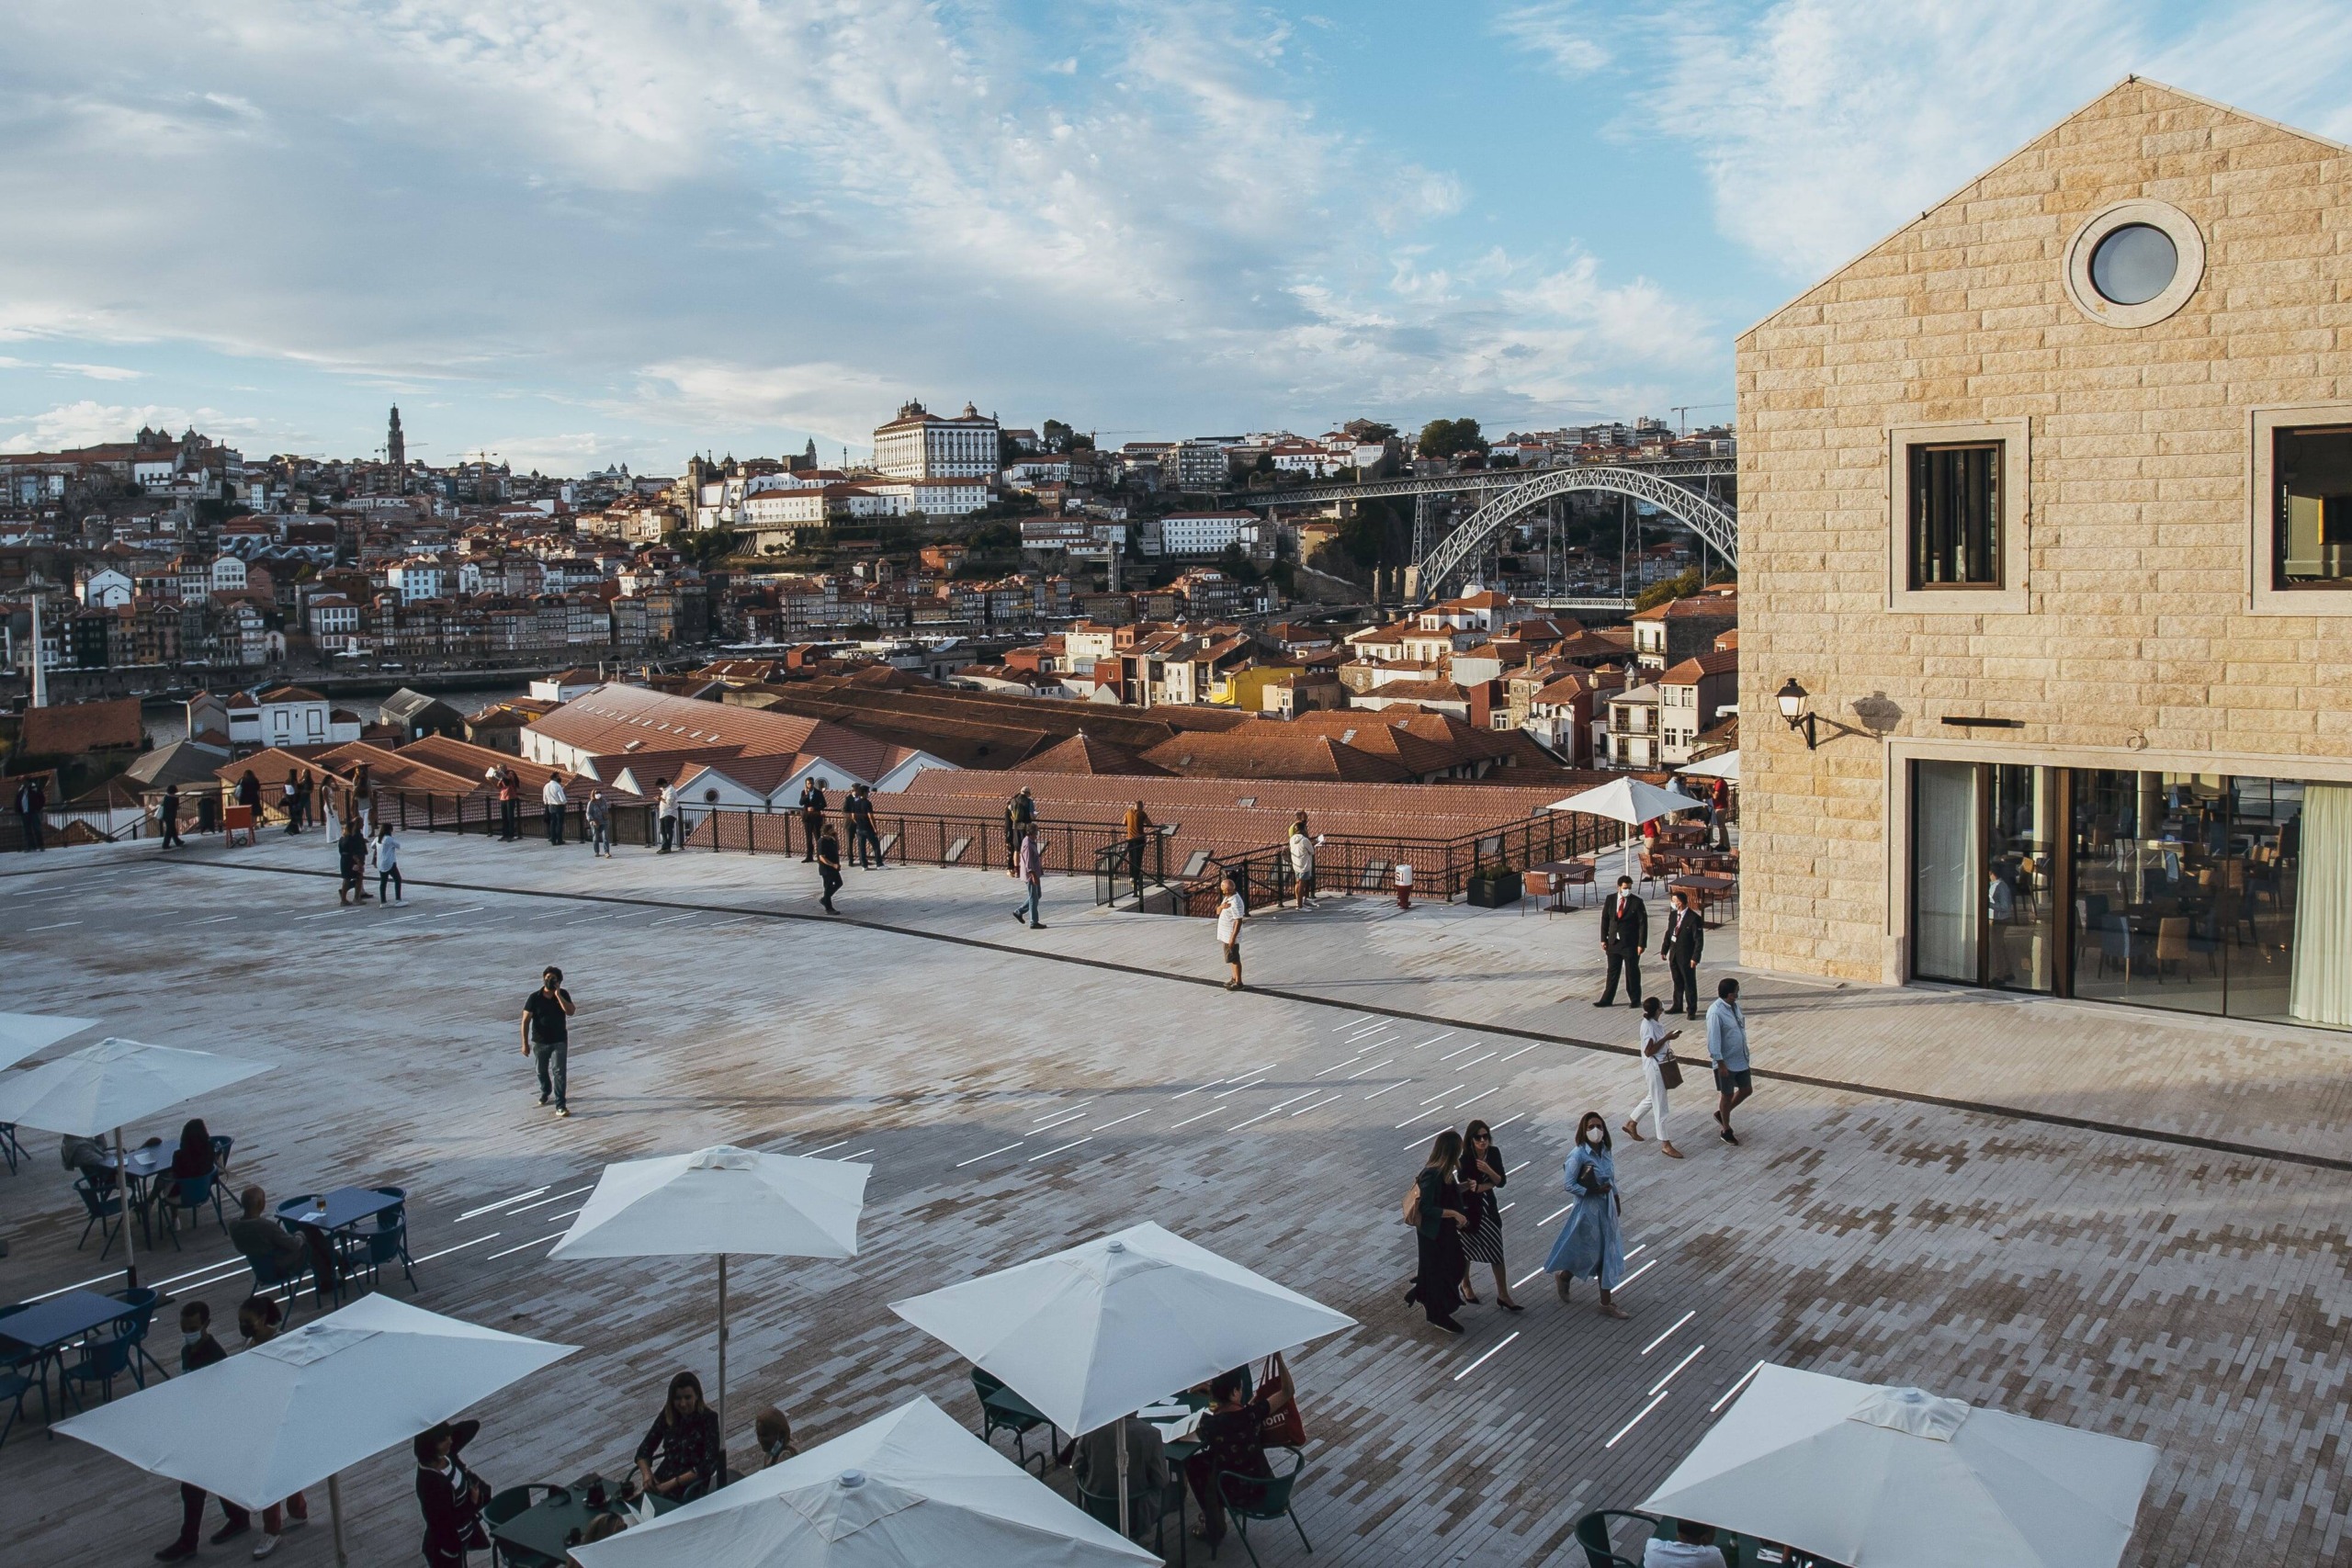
[2088,222,2178,307]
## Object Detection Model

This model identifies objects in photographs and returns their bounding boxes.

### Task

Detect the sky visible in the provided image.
[6,0,2352,477]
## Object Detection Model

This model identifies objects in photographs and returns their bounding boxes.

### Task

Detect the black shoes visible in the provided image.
[1431,1315,1464,1335]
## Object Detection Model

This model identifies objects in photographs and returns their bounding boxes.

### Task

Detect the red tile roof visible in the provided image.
[18,699,144,756]
[1659,649,1740,683]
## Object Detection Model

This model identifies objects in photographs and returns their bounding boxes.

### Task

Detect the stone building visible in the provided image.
[1738,78,2352,1033]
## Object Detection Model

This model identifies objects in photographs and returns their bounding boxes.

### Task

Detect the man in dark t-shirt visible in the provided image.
[520,966,576,1118]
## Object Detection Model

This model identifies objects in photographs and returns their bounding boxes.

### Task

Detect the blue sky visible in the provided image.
[6,1,2352,476]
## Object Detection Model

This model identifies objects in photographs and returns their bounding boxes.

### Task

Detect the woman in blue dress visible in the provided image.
[1544,1111,1629,1319]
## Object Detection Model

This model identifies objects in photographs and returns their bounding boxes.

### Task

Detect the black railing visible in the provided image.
[1091,833,1172,906]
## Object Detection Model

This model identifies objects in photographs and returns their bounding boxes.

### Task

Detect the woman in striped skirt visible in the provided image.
[1455,1119,1524,1311]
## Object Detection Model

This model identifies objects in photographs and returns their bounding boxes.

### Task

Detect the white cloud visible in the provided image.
[1493,3,1612,78]
[51,363,143,381]
[0,400,281,452]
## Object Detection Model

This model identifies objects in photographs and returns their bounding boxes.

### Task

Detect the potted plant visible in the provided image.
[1466,863,1521,908]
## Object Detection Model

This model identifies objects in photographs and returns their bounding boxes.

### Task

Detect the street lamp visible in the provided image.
[1776,677,1860,750]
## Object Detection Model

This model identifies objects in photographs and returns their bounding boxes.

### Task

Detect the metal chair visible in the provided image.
[1216,1447,1309,1566]
[971,1368,1057,1475]
[0,1303,43,1446]
[60,1316,139,1408]
[1573,1509,1658,1568]
[74,1176,125,1257]
[0,1121,23,1174]
[158,1171,227,1246]
[109,1287,171,1386]
[244,1247,311,1326]
[210,1133,235,1172]
[483,1484,569,1568]
[1076,1472,1185,1562]
[347,1192,415,1292]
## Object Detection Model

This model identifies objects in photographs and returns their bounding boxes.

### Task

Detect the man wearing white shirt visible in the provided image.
[1216,874,1249,991]
[1643,1519,1728,1567]
[656,778,678,852]
[540,774,569,845]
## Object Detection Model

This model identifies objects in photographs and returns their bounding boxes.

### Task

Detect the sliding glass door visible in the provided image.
[1910,761,2055,992]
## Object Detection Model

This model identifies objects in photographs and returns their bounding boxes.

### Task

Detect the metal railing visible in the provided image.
[1173,810,1628,912]
[1091,834,1172,906]
[682,807,1136,875]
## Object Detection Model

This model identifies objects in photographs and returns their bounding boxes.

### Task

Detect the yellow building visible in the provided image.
[1738,78,2352,1033]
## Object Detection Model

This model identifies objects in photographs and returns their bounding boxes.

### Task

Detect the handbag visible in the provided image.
[1657,1056,1684,1091]
[1257,1353,1307,1448]
[1401,1180,1422,1228]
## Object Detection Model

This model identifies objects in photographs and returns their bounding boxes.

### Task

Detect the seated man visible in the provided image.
[228,1185,334,1294]
[1643,1518,1729,1567]
[61,1133,114,1187]
[1183,1369,1293,1551]
[1073,1416,1170,1531]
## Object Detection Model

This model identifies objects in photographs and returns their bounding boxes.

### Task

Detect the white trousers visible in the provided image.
[1626,1058,1671,1141]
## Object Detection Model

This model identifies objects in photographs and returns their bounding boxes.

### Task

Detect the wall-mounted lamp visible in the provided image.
[1776,678,1865,750]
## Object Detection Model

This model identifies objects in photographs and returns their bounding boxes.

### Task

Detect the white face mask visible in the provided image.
[1584,1128,1605,1145]
[183,1330,205,1346]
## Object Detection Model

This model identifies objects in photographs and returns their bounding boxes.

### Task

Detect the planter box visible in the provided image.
[1465,874,1521,908]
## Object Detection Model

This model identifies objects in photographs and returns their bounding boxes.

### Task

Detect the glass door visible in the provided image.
[1913,761,1981,984]
[1911,760,2056,992]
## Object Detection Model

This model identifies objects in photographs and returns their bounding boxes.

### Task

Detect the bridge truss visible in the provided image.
[1412,464,1737,599]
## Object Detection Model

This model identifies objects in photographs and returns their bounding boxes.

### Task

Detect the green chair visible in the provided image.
[1573,1508,1658,1568]
[972,1368,1057,1475]
[1217,1447,1309,1567]
[483,1483,567,1568]
[1076,1473,1186,1562]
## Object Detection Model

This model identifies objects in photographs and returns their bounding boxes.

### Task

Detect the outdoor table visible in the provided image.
[492,1476,678,1563]
[279,1187,403,1303]
[0,1287,140,1430]
[1530,860,1594,907]
[1669,874,1737,926]
[98,1141,175,1244]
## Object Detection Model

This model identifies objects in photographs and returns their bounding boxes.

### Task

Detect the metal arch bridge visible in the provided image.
[1415,463,1738,598]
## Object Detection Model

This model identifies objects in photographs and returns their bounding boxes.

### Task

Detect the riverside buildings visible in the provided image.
[1740,78,2352,1033]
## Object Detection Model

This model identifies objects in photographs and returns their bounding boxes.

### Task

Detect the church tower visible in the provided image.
[387,406,407,492]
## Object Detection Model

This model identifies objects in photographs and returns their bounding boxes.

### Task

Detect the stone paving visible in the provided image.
[1,828,2346,1567]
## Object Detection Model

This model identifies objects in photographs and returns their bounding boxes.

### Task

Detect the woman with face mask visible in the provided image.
[1543,1111,1629,1319]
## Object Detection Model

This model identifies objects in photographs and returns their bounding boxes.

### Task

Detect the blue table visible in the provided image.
[278,1188,404,1303]
[98,1143,177,1245]
[0,1289,140,1432]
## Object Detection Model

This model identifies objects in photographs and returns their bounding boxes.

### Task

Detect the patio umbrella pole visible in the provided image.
[116,1123,139,1291]
[1117,1415,1130,1538]
[327,1471,348,1567]
[717,1253,729,1482]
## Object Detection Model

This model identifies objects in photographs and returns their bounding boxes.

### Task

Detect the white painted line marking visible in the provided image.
[1265,1091,1318,1113]
[1612,1258,1659,1293]
[1172,1078,1225,1100]
[1227,1107,1286,1132]
[458,1187,548,1222]
[408,1233,503,1265]
[1604,1391,1669,1449]
[1513,1266,1548,1288]
[1454,1086,1498,1111]
[804,1139,851,1156]
[504,1184,597,1217]
[1541,1204,1573,1224]
[1625,1243,1647,1259]
[1314,1056,1364,1078]
[1344,1057,1394,1080]
[1290,1092,1343,1117]
[1032,1100,1094,1123]
[1710,1361,1766,1414]
[1440,1042,1485,1061]
[836,1149,875,1162]
[1498,1201,1514,1213]
[27,919,84,931]
[1498,1043,1539,1062]
[1419,1085,1465,1106]
[1410,1032,1453,1049]
[1029,1108,1090,1133]
[1647,1344,1705,1396]
[1214,1075,1273,1099]
[1452,1331,1521,1382]
[650,913,699,926]
[1363,1081,1408,1101]
[486,1229,568,1260]
[955,1142,1023,1168]
[1170,1109,1218,1130]
[1488,1112,1524,1132]
[192,915,239,924]
[433,905,486,919]
[1329,1014,1371,1032]
[1507,1161,1531,1176]
[1641,1311,1696,1355]
[1028,1136,1092,1161]
[1091,1111,1149,1132]
[293,910,340,921]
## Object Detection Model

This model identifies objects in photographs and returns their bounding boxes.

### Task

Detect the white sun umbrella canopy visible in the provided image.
[0,1035,270,1287]
[550,1145,870,1461]
[1640,1366,2157,1568]
[1678,750,1740,783]
[58,1293,578,1568]
[0,1010,99,1070]
[572,1395,1158,1568]
[889,1221,1354,1534]
[1547,775,1708,882]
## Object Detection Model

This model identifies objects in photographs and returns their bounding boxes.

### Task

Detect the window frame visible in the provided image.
[1888,418,2030,615]
[2250,403,2352,615]
[1905,440,2006,592]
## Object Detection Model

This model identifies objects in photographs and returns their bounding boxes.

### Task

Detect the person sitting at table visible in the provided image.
[413,1418,492,1568]
[1182,1368,1292,1551]
[754,1407,797,1468]
[1075,1417,1170,1533]
[61,1132,116,1189]
[229,1185,334,1296]
[235,1298,312,1556]
[169,1119,220,1179]
[1643,1517,1727,1567]
[631,1371,722,1501]
[565,1511,628,1568]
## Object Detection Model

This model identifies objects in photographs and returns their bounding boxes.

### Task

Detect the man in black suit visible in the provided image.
[1663,887,1705,1018]
[1595,874,1647,1008]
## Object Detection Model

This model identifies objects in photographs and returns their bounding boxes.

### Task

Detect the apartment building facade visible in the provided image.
[1739,79,2352,1033]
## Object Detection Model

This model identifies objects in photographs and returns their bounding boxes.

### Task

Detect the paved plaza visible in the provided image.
[3,828,2347,1566]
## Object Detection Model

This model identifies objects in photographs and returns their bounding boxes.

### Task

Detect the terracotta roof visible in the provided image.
[1630,594,1739,622]
[1659,650,1740,684]
[17,699,144,756]
[1022,733,1170,776]
[256,685,327,703]
[529,682,824,758]
[1138,729,1411,784]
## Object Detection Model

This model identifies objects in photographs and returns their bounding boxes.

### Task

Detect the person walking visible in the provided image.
[1402,1130,1469,1334]
[373,824,404,904]
[1707,977,1752,1145]
[497,767,520,841]
[15,774,46,851]
[1121,798,1152,898]
[1288,812,1317,909]
[1456,1118,1523,1310]
[656,778,678,852]
[1662,887,1704,1019]
[152,1301,247,1561]
[1011,823,1045,930]
[159,784,185,850]
[521,966,576,1118]
[279,772,300,835]
[586,789,612,858]
[414,1419,492,1568]
[1544,1111,1628,1318]
[1622,997,1684,1158]
[846,783,883,868]
[798,776,827,863]
[816,822,843,914]
[1003,785,1035,877]
[1215,872,1248,990]
[541,773,568,845]
[1595,874,1647,1009]
[294,772,314,834]
[335,819,370,906]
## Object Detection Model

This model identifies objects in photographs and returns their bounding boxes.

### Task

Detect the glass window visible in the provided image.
[2273,426,2352,589]
[1908,443,2002,589]
[1985,764,2055,994]
[1913,761,1980,984]
[2088,223,2178,306]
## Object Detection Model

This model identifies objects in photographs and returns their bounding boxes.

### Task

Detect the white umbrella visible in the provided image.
[57,1293,577,1568]
[1547,775,1707,883]
[571,1395,1158,1568]
[889,1221,1353,1535]
[549,1145,869,1468]
[1640,1365,2157,1568]
[1678,750,1740,783]
[0,1010,100,1071]
[0,1036,270,1289]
